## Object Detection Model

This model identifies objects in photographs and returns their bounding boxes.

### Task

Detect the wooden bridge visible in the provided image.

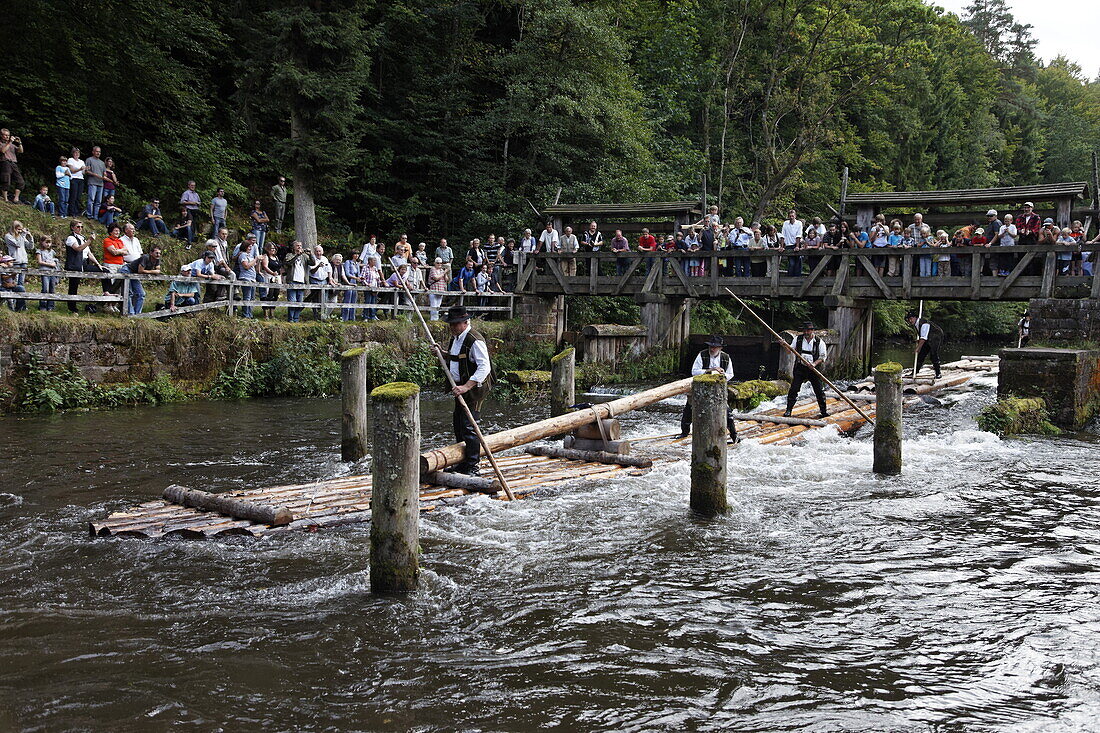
[513,244,1100,303]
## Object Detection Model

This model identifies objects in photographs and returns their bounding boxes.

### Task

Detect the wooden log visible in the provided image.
[421,377,693,473]
[341,348,369,462]
[729,412,827,427]
[690,374,728,517]
[423,471,501,494]
[550,347,575,417]
[162,485,293,526]
[961,355,999,361]
[873,363,903,475]
[562,436,632,453]
[840,393,878,402]
[524,445,652,468]
[573,418,622,441]
[370,382,421,593]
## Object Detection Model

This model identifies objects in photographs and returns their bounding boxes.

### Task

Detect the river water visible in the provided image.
[2,362,1099,731]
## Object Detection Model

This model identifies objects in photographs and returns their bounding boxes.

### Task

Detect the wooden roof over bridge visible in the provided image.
[843,182,1090,208]
[543,201,704,218]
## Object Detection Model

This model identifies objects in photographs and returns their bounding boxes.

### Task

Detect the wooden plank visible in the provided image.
[0,292,122,303]
[545,256,572,295]
[131,299,229,319]
[993,251,1036,299]
[830,255,849,296]
[1040,250,1058,298]
[855,255,895,299]
[901,254,913,299]
[970,252,983,299]
[613,255,643,295]
[770,254,781,296]
[668,254,698,298]
[797,253,832,298]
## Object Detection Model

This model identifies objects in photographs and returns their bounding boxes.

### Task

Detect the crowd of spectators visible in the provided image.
[2,128,1098,318]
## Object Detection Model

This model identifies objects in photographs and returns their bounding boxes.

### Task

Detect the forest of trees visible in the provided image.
[1,0,1097,245]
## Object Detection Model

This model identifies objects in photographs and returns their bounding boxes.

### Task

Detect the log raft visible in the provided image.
[88,358,994,539]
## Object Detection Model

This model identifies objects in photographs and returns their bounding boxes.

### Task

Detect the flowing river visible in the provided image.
[2,354,1099,731]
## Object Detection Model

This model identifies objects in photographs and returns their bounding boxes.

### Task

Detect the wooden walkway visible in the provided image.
[89,358,995,539]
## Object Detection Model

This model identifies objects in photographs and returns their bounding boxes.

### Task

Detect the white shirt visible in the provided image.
[520,236,537,253]
[67,157,85,180]
[918,323,931,340]
[691,349,734,381]
[539,228,560,251]
[66,233,90,261]
[449,324,491,385]
[781,219,804,247]
[360,242,377,265]
[791,334,827,363]
[311,255,332,281]
[121,234,143,263]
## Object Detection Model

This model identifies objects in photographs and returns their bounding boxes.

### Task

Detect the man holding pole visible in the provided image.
[907,311,943,379]
[436,306,494,476]
[679,335,738,442]
[785,322,829,418]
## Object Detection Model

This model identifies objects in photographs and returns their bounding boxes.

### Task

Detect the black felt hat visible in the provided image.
[704,335,723,347]
[445,306,472,324]
[801,321,816,331]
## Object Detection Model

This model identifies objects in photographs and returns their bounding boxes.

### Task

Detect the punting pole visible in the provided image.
[723,288,875,426]
[913,299,924,377]
[395,277,516,501]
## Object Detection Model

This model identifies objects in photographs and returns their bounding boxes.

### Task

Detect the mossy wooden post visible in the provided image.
[370,381,421,593]
[690,373,729,517]
[873,362,903,475]
[550,347,575,417]
[341,347,369,462]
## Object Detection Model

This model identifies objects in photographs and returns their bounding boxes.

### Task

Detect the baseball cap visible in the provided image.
[179,264,190,273]
[1024,201,1034,207]
[986,209,998,216]
[1043,218,1054,225]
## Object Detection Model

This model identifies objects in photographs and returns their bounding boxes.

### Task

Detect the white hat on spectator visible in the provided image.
[986,209,998,216]
[179,265,190,273]
[1023,201,1034,207]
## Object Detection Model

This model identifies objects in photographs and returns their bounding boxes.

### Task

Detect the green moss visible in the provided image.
[875,361,904,375]
[728,379,786,410]
[370,381,421,401]
[694,373,727,385]
[341,347,367,358]
[503,370,552,385]
[977,396,1062,436]
[550,347,575,365]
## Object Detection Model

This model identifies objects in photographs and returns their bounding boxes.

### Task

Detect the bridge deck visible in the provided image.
[88,359,994,540]
[514,245,1100,301]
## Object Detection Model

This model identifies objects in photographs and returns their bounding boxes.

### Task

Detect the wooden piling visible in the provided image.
[341,348,369,461]
[550,347,575,417]
[690,373,729,517]
[369,382,421,593]
[873,362,903,475]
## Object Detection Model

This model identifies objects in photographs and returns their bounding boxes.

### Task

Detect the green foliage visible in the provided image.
[566,296,641,330]
[13,354,185,413]
[209,338,340,400]
[977,396,1061,436]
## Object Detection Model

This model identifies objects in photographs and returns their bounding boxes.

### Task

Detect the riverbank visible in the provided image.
[0,310,680,414]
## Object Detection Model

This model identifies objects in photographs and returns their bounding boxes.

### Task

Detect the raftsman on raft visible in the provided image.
[88,358,995,539]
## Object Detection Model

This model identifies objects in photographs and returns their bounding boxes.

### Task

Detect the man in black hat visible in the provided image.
[434,306,494,475]
[906,311,943,379]
[679,335,738,442]
[785,322,829,418]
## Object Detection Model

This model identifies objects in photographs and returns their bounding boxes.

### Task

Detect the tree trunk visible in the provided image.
[290,109,318,248]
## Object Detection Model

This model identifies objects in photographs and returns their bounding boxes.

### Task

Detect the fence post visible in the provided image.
[690,373,729,517]
[550,346,576,417]
[369,381,421,593]
[120,275,130,317]
[227,281,236,316]
[341,348,369,461]
[873,362,903,475]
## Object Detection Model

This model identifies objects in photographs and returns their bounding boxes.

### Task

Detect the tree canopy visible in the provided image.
[0,0,1096,242]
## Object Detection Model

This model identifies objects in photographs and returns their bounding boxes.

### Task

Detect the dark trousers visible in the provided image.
[680,401,738,440]
[453,400,481,470]
[787,364,828,415]
[917,339,942,377]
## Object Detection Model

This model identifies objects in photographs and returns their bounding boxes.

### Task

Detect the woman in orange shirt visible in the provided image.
[101,224,127,306]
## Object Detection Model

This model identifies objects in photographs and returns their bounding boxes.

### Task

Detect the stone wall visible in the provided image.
[1028,298,1100,342]
[998,347,1100,429]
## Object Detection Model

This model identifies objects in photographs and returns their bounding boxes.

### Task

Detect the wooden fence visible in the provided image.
[0,267,516,320]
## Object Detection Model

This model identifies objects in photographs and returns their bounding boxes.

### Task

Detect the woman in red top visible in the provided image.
[637,227,657,273]
[101,224,127,303]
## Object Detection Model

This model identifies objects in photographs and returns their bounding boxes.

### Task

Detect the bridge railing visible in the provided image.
[513,244,1100,300]
[0,267,515,319]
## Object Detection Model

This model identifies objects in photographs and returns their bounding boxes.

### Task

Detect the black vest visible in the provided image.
[794,335,823,361]
[701,350,730,372]
[917,319,944,342]
[446,329,494,391]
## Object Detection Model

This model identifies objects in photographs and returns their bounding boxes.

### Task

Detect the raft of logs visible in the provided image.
[88,358,994,539]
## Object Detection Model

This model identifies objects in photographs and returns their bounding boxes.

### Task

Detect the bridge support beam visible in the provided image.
[826,298,873,379]
[637,294,691,352]
[516,295,565,345]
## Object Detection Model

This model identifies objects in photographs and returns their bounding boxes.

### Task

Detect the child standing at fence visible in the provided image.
[934,230,952,277]
[35,235,58,311]
[917,225,934,277]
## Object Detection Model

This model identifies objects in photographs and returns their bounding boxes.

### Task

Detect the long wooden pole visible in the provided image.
[912,300,923,376]
[422,377,695,473]
[395,277,515,501]
[723,288,875,426]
